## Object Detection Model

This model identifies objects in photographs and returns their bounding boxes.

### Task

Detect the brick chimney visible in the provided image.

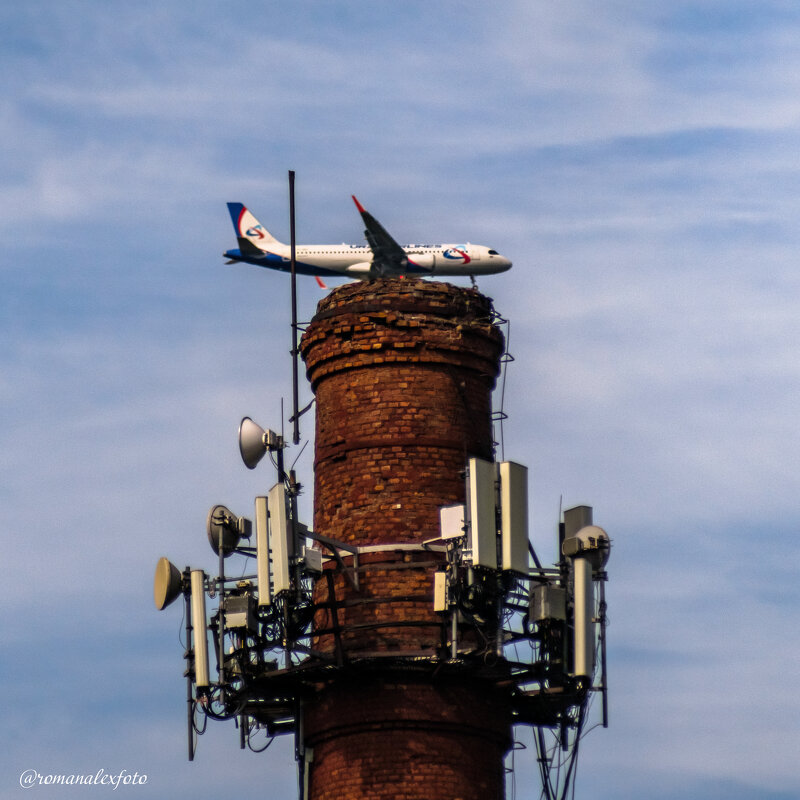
[299,278,510,800]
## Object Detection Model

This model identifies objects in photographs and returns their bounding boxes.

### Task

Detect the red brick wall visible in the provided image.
[301,280,503,548]
[304,679,510,800]
[299,279,510,799]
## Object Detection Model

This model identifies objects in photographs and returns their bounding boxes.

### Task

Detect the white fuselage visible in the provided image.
[228,241,511,278]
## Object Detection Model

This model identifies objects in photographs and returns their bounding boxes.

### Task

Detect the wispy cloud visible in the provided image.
[2,3,799,798]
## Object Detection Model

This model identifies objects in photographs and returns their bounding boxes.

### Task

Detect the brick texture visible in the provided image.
[299,279,510,799]
[304,679,510,800]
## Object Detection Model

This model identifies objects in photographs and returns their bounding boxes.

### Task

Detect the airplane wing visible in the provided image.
[352,196,408,277]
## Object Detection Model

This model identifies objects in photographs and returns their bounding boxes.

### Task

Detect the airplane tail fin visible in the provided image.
[227,203,284,250]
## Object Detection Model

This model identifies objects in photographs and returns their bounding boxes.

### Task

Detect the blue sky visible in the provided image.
[2,2,799,798]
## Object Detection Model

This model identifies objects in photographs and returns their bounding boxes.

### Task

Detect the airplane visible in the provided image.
[223,196,512,282]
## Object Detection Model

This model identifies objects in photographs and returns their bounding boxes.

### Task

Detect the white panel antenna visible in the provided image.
[189,570,210,688]
[467,457,497,569]
[255,496,271,607]
[572,556,594,678]
[498,461,529,573]
[268,483,292,596]
[561,519,610,680]
[439,504,466,539]
[303,545,323,574]
[433,571,448,612]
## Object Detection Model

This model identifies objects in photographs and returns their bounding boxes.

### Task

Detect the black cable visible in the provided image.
[247,726,275,753]
[290,438,309,471]
[191,701,207,735]
[536,727,555,800]
[177,600,187,649]
[497,318,512,461]
[558,702,587,800]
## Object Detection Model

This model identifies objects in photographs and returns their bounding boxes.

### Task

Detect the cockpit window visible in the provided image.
[488,249,498,255]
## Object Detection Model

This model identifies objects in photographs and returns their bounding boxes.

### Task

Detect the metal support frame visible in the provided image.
[304,530,360,592]
[170,398,609,800]
[184,581,195,762]
[324,570,346,667]
[180,531,608,771]
[597,572,609,728]
[289,170,300,447]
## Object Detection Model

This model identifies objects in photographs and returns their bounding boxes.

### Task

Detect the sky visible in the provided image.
[2,1,799,798]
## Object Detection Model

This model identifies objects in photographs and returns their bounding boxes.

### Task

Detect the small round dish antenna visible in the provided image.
[154,557,183,610]
[239,417,268,469]
[207,505,241,556]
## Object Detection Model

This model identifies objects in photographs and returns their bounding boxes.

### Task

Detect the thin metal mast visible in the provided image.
[289,170,300,445]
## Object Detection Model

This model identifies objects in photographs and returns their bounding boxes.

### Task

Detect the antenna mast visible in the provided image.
[289,170,300,445]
